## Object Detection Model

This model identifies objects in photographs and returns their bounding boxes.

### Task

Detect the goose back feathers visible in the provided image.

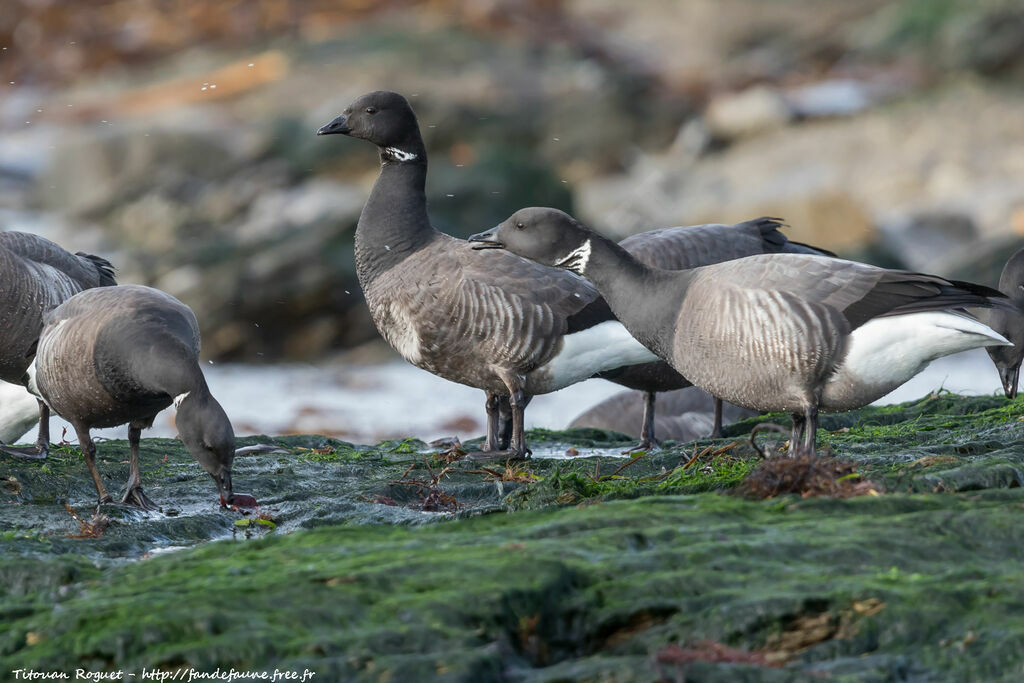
[594,217,834,445]
[0,231,116,384]
[359,230,610,395]
[36,286,200,428]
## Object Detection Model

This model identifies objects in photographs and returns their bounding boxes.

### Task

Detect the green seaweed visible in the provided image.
[5,393,1024,680]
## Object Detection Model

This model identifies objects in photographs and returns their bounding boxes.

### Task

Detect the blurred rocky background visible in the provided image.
[2,0,1023,362]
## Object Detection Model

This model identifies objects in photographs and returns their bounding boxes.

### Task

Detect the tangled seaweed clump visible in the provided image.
[739,454,884,500]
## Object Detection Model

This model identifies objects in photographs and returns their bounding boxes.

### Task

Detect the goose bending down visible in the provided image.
[0,231,116,459]
[317,91,662,458]
[30,285,238,509]
[601,217,832,449]
[978,246,1024,398]
[470,208,1012,456]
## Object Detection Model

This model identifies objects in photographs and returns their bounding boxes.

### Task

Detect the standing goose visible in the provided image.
[978,247,1024,398]
[602,217,833,449]
[470,208,1012,456]
[0,231,116,459]
[317,91,662,458]
[31,285,238,509]
[316,91,834,456]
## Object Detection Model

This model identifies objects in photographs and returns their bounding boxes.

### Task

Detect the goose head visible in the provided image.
[317,90,423,161]
[470,207,594,276]
[176,392,238,506]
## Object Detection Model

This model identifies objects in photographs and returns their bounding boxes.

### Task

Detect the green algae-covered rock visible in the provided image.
[4,393,1024,680]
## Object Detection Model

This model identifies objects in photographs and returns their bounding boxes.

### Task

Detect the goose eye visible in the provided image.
[516,222,525,230]
[365,106,377,114]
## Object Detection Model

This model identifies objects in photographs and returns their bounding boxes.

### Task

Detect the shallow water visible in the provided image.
[9,347,1008,447]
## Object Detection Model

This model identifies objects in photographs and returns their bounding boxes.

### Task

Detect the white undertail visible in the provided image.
[0,380,39,443]
[825,311,1010,407]
[536,320,659,392]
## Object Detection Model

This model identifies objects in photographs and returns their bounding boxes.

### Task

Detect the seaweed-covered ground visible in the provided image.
[3,393,1024,681]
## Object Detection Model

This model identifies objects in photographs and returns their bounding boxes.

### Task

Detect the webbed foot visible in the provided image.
[120,485,161,512]
[0,443,48,460]
[465,447,532,462]
[622,438,659,455]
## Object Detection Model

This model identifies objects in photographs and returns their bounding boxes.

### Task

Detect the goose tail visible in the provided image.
[76,252,117,287]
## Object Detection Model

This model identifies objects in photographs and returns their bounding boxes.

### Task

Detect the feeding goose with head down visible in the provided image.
[30,285,255,510]
[316,90,837,456]
[977,246,1024,398]
[470,208,1013,457]
[0,231,116,460]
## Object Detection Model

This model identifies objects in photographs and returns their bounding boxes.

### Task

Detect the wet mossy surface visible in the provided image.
[4,393,1024,680]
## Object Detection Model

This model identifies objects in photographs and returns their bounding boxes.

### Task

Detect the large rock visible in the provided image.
[705,85,793,140]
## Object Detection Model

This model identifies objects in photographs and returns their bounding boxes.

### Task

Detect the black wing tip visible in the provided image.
[76,252,118,286]
[946,278,1006,300]
[788,240,837,258]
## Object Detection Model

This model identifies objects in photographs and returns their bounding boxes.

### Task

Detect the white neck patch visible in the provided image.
[384,147,418,162]
[173,392,190,408]
[554,239,592,275]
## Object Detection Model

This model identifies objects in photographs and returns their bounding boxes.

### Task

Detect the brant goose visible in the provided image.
[0,231,116,459]
[601,217,832,449]
[471,208,1012,456]
[317,91,833,457]
[318,91,661,458]
[978,246,1024,397]
[30,285,238,509]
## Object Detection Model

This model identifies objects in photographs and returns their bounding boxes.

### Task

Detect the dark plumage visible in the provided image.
[0,231,116,459]
[471,208,1012,456]
[978,246,1024,398]
[316,91,660,458]
[600,217,833,448]
[32,285,236,508]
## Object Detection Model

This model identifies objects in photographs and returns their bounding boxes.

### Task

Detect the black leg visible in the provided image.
[802,405,819,457]
[466,377,531,461]
[790,413,806,456]
[497,394,514,451]
[506,389,532,460]
[483,392,501,452]
[35,400,50,457]
[625,391,659,453]
[709,397,723,438]
[75,424,111,506]
[120,425,159,510]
